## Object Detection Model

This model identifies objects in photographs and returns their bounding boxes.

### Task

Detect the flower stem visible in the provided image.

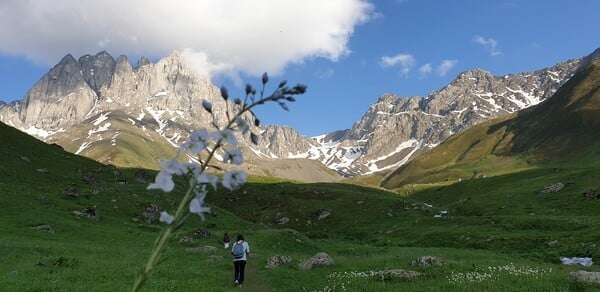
[132,185,195,292]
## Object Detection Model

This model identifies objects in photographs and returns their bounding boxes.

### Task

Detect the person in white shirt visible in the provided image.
[231,234,250,288]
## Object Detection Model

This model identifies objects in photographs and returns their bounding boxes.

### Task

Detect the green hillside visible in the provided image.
[381,60,600,189]
[1,113,600,291]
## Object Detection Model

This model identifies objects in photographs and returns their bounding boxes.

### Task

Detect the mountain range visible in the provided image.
[1,48,599,182]
[382,58,600,189]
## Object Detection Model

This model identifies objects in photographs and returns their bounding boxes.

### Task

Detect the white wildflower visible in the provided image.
[147,171,175,192]
[160,157,185,175]
[223,149,243,165]
[212,129,237,147]
[180,129,210,154]
[235,117,250,134]
[222,170,246,190]
[159,211,174,225]
[195,172,218,190]
[189,197,210,220]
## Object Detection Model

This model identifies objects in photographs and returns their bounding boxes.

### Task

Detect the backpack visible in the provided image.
[233,242,245,259]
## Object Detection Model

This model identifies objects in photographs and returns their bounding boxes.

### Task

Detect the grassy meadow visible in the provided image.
[1,121,600,291]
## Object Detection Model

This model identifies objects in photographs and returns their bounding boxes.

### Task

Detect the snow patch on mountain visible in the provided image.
[75,141,92,155]
[365,139,420,174]
[88,122,111,136]
[23,126,65,138]
[93,112,110,126]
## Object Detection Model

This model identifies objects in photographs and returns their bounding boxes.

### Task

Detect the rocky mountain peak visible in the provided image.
[456,68,492,80]
[78,51,116,93]
[1,48,597,180]
[57,53,77,66]
[137,57,153,68]
[115,55,133,73]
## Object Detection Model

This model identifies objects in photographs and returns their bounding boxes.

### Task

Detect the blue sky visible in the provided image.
[1,0,599,136]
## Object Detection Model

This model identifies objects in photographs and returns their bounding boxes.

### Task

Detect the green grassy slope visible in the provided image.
[382,60,600,189]
[1,118,600,291]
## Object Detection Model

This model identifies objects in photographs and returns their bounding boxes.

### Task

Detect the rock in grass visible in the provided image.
[141,203,161,223]
[192,228,211,238]
[316,209,332,220]
[569,270,600,284]
[583,188,599,200]
[29,224,55,233]
[266,255,292,268]
[539,182,565,195]
[72,205,99,221]
[63,186,80,198]
[134,169,151,183]
[299,252,333,270]
[412,256,444,267]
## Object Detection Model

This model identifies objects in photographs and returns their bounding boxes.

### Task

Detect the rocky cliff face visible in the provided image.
[299,56,590,176]
[1,49,597,179]
[0,50,340,182]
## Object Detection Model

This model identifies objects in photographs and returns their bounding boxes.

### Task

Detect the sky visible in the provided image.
[0,0,599,137]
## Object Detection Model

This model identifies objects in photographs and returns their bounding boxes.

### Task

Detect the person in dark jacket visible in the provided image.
[223,233,230,249]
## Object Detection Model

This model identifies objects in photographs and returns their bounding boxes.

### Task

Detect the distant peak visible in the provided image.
[116,54,129,64]
[58,53,77,65]
[456,68,492,80]
[168,50,182,59]
[136,57,152,68]
[95,50,114,59]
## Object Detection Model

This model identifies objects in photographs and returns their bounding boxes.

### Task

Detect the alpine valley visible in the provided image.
[2,47,600,291]
[1,48,599,182]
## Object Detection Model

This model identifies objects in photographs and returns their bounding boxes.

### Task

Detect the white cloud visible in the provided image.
[473,35,501,56]
[379,53,415,76]
[419,63,432,75]
[436,60,457,76]
[0,0,374,79]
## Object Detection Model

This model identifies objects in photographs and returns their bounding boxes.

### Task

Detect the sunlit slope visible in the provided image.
[382,60,600,189]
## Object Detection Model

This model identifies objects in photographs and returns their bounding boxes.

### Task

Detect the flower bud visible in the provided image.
[262,72,269,84]
[278,101,289,111]
[220,86,229,100]
[245,84,253,95]
[202,100,212,113]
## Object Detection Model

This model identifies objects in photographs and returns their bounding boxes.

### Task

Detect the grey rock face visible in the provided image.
[304,55,589,176]
[2,48,598,180]
[78,51,116,94]
[19,54,97,130]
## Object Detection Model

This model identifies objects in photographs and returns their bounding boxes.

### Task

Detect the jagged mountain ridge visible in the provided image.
[1,49,598,179]
[381,58,600,189]
[0,50,340,182]
[299,54,595,177]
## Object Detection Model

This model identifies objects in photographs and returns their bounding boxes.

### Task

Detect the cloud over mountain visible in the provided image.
[0,0,373,79]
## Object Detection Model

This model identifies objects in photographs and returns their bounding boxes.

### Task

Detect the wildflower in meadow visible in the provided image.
[132,73,306,291]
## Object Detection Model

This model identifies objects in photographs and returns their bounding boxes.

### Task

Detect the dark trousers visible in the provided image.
[234,260,247,284]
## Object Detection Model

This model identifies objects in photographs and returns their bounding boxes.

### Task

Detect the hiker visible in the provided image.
[231,234,250,288]
[223,233,230,249]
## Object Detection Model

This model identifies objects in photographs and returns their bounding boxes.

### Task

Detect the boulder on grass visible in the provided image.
[298,252,333,270]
